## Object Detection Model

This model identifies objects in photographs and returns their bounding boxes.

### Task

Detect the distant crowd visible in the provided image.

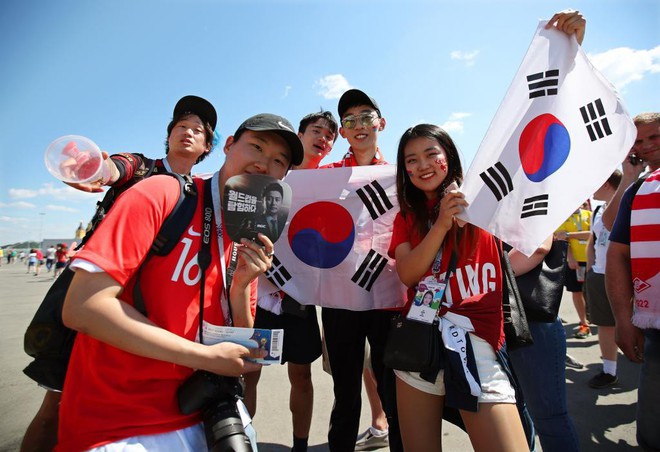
[1,243,71,279]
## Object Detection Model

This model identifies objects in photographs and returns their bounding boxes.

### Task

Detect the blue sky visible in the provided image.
[0,0,658,246]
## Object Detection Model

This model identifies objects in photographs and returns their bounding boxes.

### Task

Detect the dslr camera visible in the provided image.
[178,370,252,452]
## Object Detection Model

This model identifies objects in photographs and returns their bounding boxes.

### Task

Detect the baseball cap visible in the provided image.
[173,95,217,132]
[338,89,381,119]
[235,114,304,166]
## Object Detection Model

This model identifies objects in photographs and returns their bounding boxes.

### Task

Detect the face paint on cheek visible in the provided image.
[435,157,448,173]
[406,169,413,175]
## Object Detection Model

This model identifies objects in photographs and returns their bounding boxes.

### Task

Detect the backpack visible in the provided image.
[79,154,158,248]
[22,173,198,391]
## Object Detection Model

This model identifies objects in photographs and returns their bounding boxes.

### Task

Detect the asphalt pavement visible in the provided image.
[0,262,639,451]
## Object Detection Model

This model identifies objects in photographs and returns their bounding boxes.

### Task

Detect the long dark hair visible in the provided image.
[395,123,477,257]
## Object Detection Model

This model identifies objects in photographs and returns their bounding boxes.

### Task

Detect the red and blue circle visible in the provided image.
[288,202,355,269]
[519,114,571,182]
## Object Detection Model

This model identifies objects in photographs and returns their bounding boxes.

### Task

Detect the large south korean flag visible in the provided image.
[258,165,407,310]
[457,21,637,256]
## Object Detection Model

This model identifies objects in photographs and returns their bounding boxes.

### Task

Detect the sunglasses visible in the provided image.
[341,112,379,129]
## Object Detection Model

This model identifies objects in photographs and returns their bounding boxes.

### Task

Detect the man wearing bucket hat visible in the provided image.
[21,95,220,451]
[55,112,301,451]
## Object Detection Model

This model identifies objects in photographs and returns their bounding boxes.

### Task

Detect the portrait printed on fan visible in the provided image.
[223,174,292,245]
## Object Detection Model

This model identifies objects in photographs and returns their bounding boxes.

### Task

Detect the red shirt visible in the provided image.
[55,248,68,263]
[388,210,505,351]
[57,176,257,451]
[321,147,388,168]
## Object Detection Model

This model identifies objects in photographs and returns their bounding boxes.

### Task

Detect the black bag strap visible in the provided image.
[133,174,198,315]
[496,239,533,348]
[496,240,520,323]
[78,156,159,250]
[197,178,214,344]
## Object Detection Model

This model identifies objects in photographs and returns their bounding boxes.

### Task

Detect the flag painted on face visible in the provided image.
[457,21,637,256]
[258,165,407,310]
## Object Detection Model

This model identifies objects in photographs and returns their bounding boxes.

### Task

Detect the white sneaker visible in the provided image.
[355,428,389,451]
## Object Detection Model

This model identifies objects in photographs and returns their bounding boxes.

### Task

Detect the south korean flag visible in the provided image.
[258,165,407,311]
[457,21,637,256]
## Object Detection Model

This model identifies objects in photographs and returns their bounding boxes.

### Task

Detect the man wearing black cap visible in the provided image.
[66,94,217,194]
[55,113,302,451]
[20,94,219,452]
[321,89,403,452]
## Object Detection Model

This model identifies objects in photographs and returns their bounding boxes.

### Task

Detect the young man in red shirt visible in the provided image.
[56,113,303,451]
[21,95,218,452]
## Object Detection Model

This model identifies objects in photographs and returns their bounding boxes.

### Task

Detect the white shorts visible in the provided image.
[87,423,206,452]
[394,333,516,404]
[86,418,259,451]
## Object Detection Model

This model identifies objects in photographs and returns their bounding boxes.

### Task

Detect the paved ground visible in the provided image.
[0,262,640,451]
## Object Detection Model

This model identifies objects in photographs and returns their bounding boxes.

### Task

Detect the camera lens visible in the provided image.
[203,400,252,452]
[178,371,252,451]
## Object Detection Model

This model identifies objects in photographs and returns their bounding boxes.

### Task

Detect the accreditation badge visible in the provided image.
[406,278,446,324]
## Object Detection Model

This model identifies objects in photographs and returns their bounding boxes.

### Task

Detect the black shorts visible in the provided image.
[585,270,615,326]
[564,262,586,292]
[254,300,322,365]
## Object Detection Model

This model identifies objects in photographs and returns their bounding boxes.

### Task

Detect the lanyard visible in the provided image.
[210,172,229,297]
[571,209,583,232]
[432,248,458,286]
[198,174,239,345]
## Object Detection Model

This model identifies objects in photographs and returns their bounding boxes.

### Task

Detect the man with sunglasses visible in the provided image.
[320,89,403,452]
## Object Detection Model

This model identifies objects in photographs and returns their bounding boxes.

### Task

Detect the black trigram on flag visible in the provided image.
[266,255,292,287]
[356,181,394,220]
[480,162,514,201]
[526,69,559,98]
[521,194,549,218]
[351,249,387,291]
[580,98,612,142]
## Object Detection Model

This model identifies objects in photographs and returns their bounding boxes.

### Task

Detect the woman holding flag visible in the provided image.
[388,10,586,451]
[389,123,529,451]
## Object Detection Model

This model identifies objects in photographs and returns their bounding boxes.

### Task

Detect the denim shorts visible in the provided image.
[394,333,516,404]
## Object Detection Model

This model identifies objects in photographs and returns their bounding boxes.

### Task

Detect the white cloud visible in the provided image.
[8,188,38,199]
[0,201,36,209]
[589,45,660,90]
[448,112,471,120]
[0,216,29,225]
[440,112,472,134]
[46,204,79,213]
[8,182,99,202]
[450,50,480,66]
[315,74,352,99]
[283,85,292,98]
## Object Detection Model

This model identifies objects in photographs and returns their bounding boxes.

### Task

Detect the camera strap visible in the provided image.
[199,176,239,344]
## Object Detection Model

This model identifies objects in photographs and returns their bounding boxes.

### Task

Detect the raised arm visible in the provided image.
[229,234,275,327]
[602,158,644,230]
[546,9,586,45]
[395,191,467,287]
